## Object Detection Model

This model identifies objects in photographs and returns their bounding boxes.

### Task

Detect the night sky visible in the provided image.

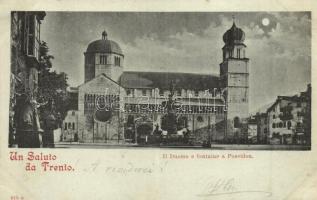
[41,12,311,112]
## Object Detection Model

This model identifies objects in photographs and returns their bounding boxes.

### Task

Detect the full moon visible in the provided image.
[262,18,270,26]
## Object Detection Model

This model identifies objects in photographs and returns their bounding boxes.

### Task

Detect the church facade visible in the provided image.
[64,22,250,144]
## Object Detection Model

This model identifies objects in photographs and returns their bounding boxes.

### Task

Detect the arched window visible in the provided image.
[194,90,199,97]
[142,89,147,96]
[177,116,188,129]
[272,123,275,128]
[279,122,283,128]
[159,89,164,96]
[114,56,121,66]
[72,123,75,130]
[64,123,67,130]
[233,117,240,128]
[126,89,131,96]
[127,115,134,126]
[100,55,107,64]
[237,49,241,58]
[68,122,72,129]
[287,121,292,129]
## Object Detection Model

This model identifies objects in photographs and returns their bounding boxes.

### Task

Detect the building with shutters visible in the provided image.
[266,84,311,145]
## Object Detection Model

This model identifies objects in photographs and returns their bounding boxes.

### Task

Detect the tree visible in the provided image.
[37,41,70,120]
[38,70,69,118]
[39,41,54,69]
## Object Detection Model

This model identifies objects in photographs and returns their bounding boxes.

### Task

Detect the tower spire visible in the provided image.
[232,14,236,26]
[102,30,107,40]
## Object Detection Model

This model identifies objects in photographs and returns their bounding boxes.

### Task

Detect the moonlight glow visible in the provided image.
[262,18,270,26]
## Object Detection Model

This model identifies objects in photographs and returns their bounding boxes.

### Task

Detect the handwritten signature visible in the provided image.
[197,177,272,197]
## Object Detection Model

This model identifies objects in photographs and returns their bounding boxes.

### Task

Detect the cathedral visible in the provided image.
[62,21,250,144]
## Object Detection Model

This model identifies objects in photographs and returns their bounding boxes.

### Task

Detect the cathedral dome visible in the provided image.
[223,22,245,45]
[86,31,123,55]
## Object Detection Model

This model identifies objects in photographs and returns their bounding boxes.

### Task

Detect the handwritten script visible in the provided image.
[80,159,169,175]
[197,177,272,197]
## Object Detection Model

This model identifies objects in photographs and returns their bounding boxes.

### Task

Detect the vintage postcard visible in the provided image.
[0,0,316,200]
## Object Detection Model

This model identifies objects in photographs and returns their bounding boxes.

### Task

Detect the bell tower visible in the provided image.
[220,18,249,138]
[84,30,124,83]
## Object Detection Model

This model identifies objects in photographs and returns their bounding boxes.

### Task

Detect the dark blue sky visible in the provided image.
[41,12,311,111]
